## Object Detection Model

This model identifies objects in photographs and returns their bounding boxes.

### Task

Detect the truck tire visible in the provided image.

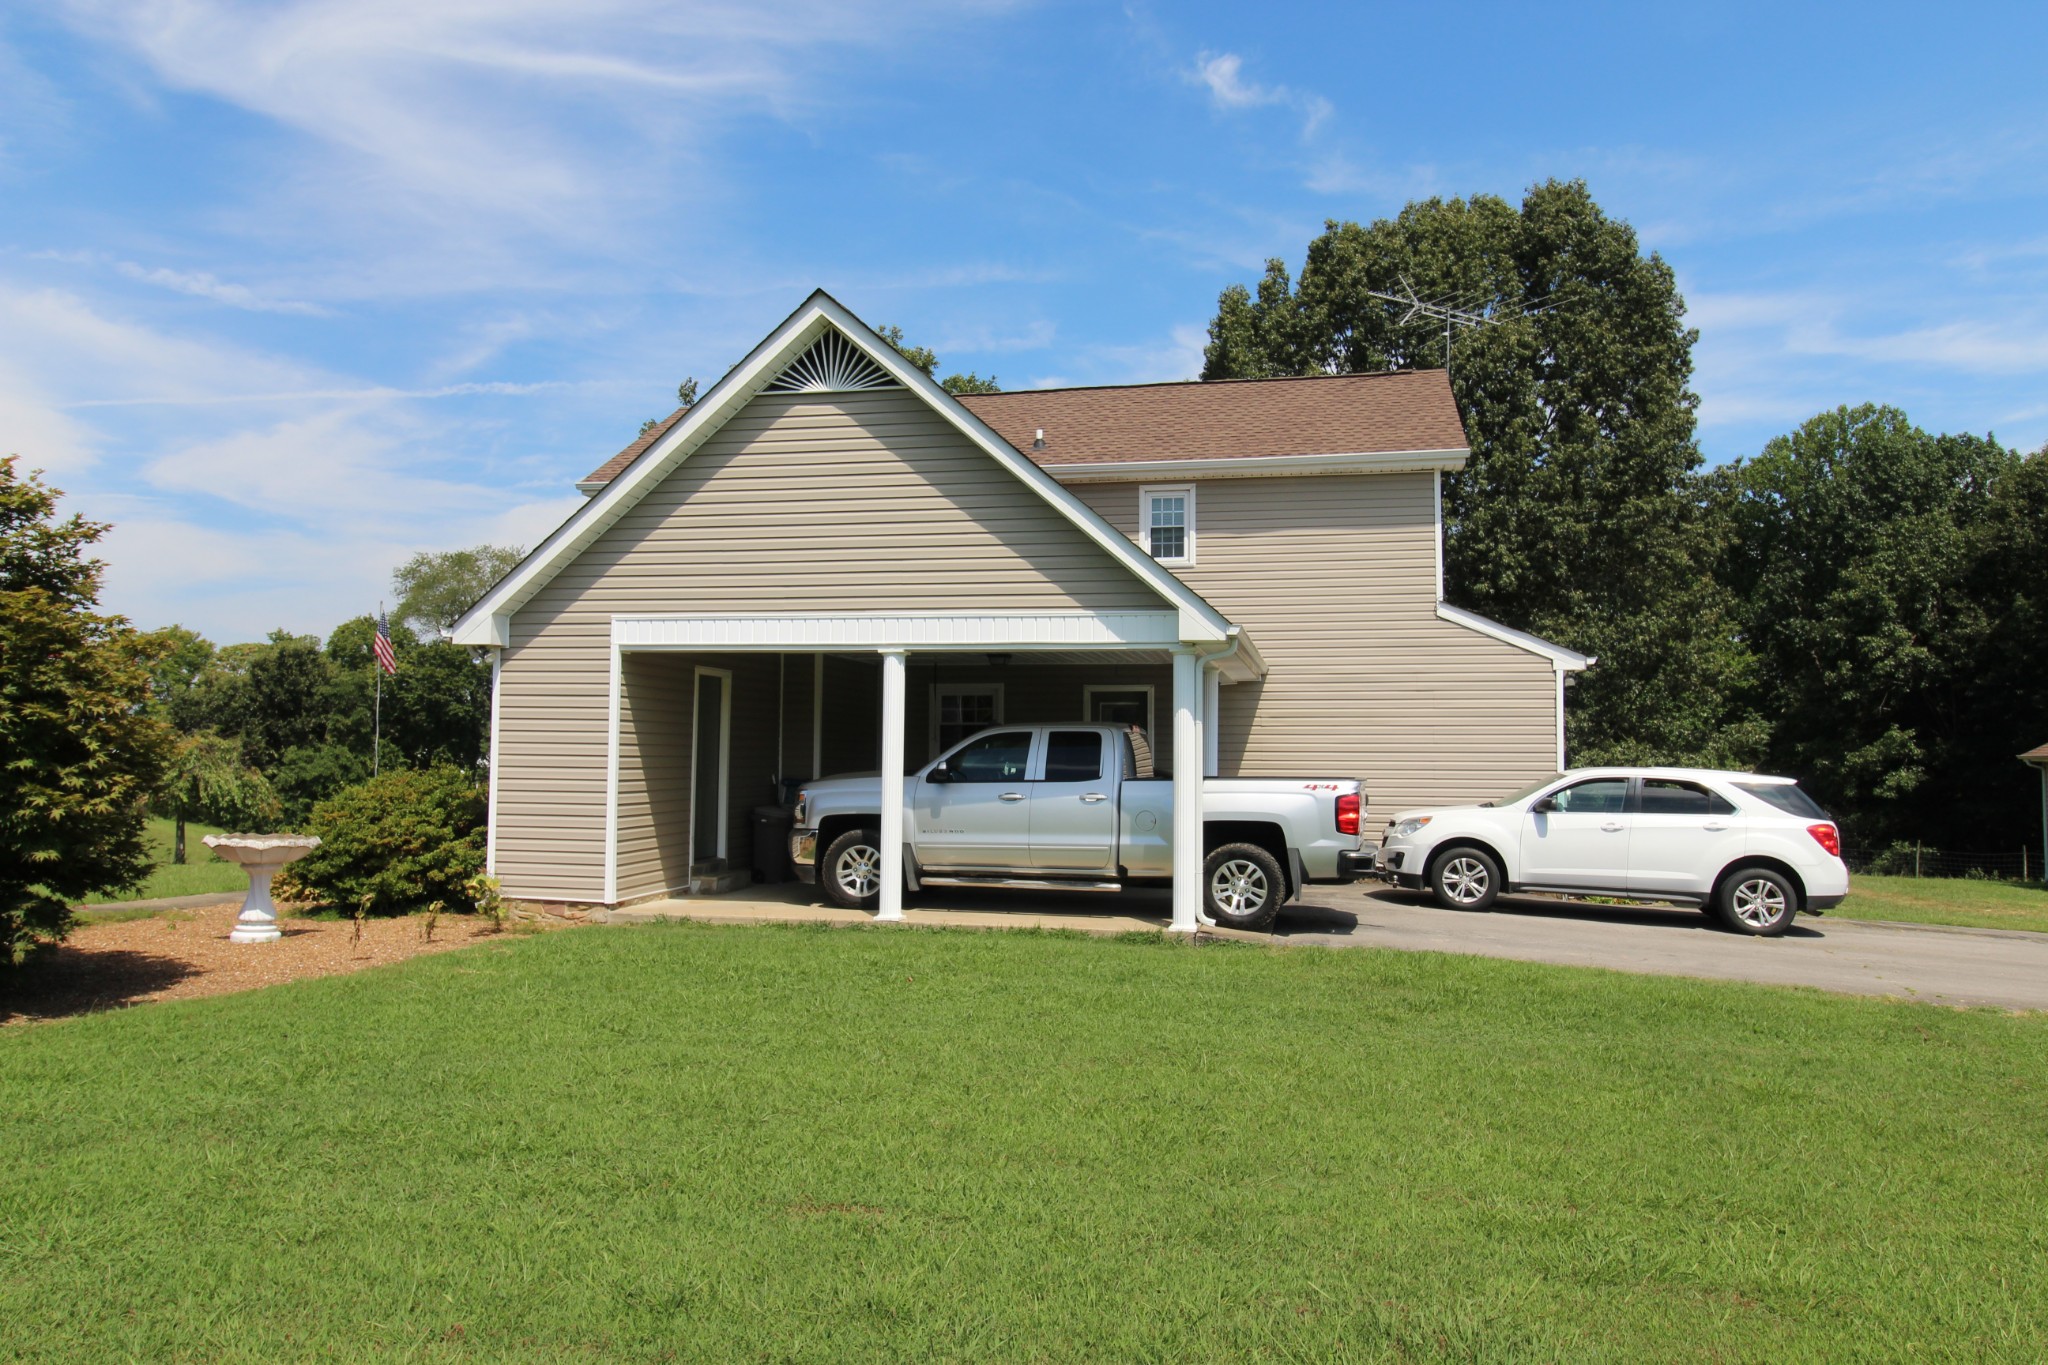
[821,827,884,910]
[1715,865,1797,936]
[1428,845,1501,912]
[1204,842,1284,931]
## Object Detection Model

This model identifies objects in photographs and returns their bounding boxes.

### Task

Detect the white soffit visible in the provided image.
[451,290,1233,648]
[613,611,1182,649]
[1436,602,1593,670]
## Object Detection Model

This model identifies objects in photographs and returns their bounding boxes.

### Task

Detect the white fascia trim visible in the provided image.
[612,610,1184,651]
[1043,448,1470,483]
[452,289,1232,647]
[1435,602,1594,671]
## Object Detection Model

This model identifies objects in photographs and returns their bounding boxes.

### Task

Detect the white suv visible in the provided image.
[1375,768,1849,936]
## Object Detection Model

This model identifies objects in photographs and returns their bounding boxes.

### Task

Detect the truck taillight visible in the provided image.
[1807,823,1841,857]
[1336,792,1360,836]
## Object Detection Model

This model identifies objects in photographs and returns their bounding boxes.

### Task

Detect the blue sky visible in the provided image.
[4,2,2045,643]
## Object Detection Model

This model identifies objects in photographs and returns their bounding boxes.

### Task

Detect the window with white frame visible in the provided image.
[1083,684,1154,739]
[932,683,1003,756]
[1141,485,1194,564]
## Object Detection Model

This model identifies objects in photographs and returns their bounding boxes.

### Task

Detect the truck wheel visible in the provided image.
[1428,846,1501,911]
[1715,866,1797,936]
[821,828,884,910]
[1204,842,1284,931]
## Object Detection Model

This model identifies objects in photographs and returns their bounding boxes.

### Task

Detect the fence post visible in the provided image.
[1914,842,1921,878]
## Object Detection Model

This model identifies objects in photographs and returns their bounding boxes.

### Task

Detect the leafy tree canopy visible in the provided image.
[1719,406,2034,844]
[0,458,172,960]
[1202,180,1758,767]
[391,544,523,637]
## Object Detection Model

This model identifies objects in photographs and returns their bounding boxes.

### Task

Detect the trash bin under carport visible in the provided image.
[751,805,795,883]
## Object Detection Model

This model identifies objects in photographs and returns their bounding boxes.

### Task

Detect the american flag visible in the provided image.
[373,611,398,676]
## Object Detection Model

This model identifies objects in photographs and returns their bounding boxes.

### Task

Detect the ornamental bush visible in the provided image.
[278,765,485,915]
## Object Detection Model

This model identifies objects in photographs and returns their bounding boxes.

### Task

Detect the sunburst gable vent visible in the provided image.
[763,330,902,393]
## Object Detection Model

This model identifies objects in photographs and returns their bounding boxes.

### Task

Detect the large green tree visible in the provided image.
[0,458,172,961]
[1719,407,2031,847]
[1203,180,1760,766]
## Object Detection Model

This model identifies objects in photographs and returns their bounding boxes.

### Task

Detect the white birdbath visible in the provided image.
[203,834,321,944]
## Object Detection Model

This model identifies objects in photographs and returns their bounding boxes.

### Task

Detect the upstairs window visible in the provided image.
[1141,485,1194,565]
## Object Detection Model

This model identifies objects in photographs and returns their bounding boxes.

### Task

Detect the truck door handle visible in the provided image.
[1601,822,1624,832]
[1080,792,1108,803]
[998,792,1025,802]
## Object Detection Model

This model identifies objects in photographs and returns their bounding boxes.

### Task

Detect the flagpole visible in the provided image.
[374,602,383,778]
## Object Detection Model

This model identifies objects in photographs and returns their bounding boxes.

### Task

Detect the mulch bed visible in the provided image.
[5,901,510,1026]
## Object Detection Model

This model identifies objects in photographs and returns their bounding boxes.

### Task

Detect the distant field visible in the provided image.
[1837,873,2048,934]
[83,818,245,905]
[1,922,2042,1361]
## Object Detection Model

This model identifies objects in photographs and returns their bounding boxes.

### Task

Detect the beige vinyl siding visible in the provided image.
[615,653,692,900]
[1072,473,1560,818]
[493,389,1165,902]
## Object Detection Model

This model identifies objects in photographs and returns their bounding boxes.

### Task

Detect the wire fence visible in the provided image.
[1841,843,2046,882]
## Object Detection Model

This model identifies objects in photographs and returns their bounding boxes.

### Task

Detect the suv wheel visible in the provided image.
[1203,842,1284,932]
[821,828,884,910]
[1716,866,1797,936]
[1428,846,1501,912]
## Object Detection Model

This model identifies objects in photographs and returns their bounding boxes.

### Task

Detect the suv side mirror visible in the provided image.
[927,761,952,784]
[1531,795,1558,814]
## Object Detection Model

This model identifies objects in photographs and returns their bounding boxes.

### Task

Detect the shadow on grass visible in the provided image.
[3,946,204,1025]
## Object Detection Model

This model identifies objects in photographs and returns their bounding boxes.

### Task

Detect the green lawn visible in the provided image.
[81,817,247,905]
[1837,872,2048,934]
[3,925,2043,1361]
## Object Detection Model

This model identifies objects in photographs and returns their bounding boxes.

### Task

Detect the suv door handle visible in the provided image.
[1703,821,1730,831]
[1601,821,1624,832]
[998,792,1026,802]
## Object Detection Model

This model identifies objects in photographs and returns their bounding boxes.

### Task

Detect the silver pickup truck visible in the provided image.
[790,723,1372,930]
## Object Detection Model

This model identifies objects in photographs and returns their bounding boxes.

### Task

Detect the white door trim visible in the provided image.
[690,665,734,867]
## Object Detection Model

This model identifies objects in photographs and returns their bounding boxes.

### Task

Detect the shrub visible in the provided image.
[278,765,484,915]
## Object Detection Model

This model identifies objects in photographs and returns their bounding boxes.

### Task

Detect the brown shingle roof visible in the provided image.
[2020,742,2048,765]
[580,405,689,488]
[959,370,1467,466]
[577,370,1467,488]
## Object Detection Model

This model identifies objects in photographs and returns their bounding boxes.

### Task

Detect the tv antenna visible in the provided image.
[1364,276,1501,371]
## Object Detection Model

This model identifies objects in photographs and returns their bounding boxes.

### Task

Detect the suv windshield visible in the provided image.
[1485,777,1563,808]
[1734,782,1828,819]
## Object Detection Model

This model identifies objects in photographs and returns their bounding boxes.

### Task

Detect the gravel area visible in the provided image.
[5,901,508,1026]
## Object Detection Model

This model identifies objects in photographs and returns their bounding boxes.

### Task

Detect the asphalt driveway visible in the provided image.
[1280,883,2048,1011]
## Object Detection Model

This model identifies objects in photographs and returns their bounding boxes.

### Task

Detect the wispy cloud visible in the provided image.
[114,262,328,315]
[1189,51,1331,139]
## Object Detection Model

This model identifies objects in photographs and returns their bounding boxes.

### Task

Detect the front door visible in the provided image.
[1030,729,1116,871]
[1628,777,1747,897]
[691,668,730,867]
[914,730,1037,870]
[1519,776,1631,891]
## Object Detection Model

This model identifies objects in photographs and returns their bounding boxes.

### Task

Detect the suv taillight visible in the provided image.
[1807,823,1841,857]
[1336,792,1360,836]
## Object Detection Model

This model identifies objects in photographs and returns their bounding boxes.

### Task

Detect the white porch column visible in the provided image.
[877,648,908,922]
[1170,647,1202,934]
[1203,665,1221,778]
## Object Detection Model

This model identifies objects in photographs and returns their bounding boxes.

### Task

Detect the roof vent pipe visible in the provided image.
[1033,429,1045,450]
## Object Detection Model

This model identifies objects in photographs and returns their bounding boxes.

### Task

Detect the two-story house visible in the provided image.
[452,291,1589,926]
